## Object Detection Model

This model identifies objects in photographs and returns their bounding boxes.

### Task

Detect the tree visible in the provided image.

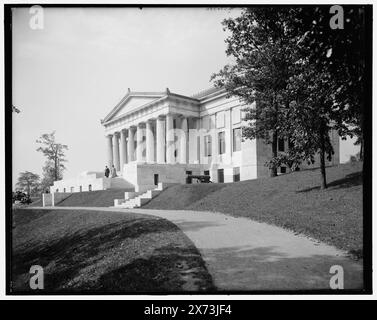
[213,6,367,188]
[211,7,298,177]
[283,65,339,189]
[289,6,367,159]
[16,171,40,196]
[36,132,68,184]
[282,6,367,188]
[40,161,57,192]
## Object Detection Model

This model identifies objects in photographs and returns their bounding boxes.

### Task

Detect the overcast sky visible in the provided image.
[12,7,359,186]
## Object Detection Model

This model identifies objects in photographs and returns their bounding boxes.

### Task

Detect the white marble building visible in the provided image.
[51,87,340,193]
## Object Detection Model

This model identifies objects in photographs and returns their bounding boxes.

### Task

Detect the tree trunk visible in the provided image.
[55,159,58,181]
[359,138,363,160]
[54,148,59,181]
[319,130,327,189]
[270,130,278,177]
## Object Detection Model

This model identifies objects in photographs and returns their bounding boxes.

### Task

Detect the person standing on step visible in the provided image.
[104,166,110,178]
[111,164,117,178]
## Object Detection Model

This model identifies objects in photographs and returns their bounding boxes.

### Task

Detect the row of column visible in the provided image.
[106,114,188,171]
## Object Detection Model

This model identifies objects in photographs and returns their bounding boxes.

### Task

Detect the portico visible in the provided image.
[102,89,197,171]
[105,114,190,167]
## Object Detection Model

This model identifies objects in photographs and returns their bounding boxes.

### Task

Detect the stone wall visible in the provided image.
[42,192,72,207]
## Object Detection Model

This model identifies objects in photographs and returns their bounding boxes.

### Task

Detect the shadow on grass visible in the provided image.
[296,172,362,193]
[90,245,215,293]
[12,216,215,293]
[12,218,174,291]
[202,245,364,291]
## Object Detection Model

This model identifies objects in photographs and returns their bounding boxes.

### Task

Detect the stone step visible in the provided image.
[112,184,164,209]
[114,198,126,206]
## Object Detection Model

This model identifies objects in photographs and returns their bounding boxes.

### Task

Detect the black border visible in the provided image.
[4,3,373,296]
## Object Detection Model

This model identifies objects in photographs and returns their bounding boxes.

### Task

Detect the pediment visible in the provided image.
[112,96,160,118]
[103,92,165,123]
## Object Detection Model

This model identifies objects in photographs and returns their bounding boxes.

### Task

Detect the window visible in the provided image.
[204,135,212,157]
[204,170,210,176]
[218,132,226,155]
[216,111,225,128]
[202,116,210,131]
[232,107,241,124]
[218,169,224,183]
[278,138,285,152]
[280,167,287,174]
[186,171,192,184]
[197,136,200,161]
[233,128,242,152]
[233,167,240,182]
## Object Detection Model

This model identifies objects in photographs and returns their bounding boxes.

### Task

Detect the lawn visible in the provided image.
[11,208,215,293]
[144,162,363,257]
[57,189,133,207]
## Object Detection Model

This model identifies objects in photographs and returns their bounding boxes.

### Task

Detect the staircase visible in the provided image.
[113,182,167,209]
[109,176,134,189]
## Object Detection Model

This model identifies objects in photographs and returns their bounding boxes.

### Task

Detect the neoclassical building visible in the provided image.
[51,87,340,193]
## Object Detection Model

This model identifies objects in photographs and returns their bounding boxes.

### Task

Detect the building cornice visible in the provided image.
[102,90,200,126]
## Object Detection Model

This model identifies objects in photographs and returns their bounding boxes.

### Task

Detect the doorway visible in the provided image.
[218,169,224,183]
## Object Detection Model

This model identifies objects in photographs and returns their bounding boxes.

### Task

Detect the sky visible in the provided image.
[12,7,360,186]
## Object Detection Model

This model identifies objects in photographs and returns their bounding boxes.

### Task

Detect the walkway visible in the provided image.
[29,206,363,291]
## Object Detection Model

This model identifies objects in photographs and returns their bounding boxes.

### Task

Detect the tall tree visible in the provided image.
[213,6,366,188]
[284,65,339,188]
[16,171,40,196]
[289,6,367,158]
[36,132,68,183]
[211,7,298,177]
[282,5,367,187]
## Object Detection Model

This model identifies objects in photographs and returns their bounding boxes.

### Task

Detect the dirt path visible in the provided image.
[26,207,363,291]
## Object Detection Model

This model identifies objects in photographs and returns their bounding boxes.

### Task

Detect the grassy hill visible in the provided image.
[144,162,363,256]
[11,208,215,293]
[57,189,133,207]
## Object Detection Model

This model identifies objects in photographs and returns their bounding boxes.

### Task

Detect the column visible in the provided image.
[136,123,144,162]
[166,113,174,164]
[211,114,218,164]
[119,129,127,169]
[225,109,232,165]
[127,127,135,162]
[106,134,113,167]
[156,116,165,163]
[146,120,155,163]
[180,117,188,164]
[112,132,120,171]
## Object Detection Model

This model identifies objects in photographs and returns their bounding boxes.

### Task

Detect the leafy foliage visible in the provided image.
[212,6,366,188]
[36,132,68,186]
[212,8,298,176]
[16,171,40,196]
